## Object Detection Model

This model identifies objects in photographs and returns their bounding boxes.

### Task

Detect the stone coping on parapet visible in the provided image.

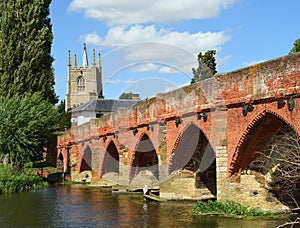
[217,51,300,77]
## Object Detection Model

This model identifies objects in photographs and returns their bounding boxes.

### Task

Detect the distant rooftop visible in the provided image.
[71,99,140,113]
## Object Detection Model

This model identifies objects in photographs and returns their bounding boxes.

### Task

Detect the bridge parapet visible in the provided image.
[217,52,300,105]
[58,52,300,148]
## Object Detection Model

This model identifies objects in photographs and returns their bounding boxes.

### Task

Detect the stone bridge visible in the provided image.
[57,52,300,211]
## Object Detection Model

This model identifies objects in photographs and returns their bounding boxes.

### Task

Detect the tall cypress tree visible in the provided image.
[0,0,57,104]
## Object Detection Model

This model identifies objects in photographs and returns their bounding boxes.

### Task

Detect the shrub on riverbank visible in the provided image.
[0,166,48,194]
[192,200,274,216]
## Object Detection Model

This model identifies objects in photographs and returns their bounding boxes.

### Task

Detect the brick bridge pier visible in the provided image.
[57,52,300,211]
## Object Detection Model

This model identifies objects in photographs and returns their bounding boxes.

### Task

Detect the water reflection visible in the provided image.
[0,185,293,227]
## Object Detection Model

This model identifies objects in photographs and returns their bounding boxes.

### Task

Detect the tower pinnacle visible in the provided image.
[82,43,88,67]
[74,54,77,68]
[98,53,101,68]
[92,49,96,65]
[67,50,71,67]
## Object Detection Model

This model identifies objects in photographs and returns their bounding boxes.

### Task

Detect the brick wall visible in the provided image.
[56,52,300,209]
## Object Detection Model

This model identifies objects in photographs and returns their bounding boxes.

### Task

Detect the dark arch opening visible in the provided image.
[56,152,64,172]
[231,113,285,174]
[58,153,63,160]
[101,141,119,176]
[130,134,159,180]
[233,113,300,208]
[169,124,216,195]
[80,145,92,172]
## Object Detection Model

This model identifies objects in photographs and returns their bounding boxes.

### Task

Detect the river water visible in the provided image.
[0,185,294,227]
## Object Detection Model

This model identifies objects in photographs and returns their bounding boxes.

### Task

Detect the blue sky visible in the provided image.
[50,0,300,101]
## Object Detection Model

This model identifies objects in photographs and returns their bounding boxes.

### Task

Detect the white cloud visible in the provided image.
[107,78,134,84]
[69,0,235,77]
[69,0,235,25]
[82,25,230,56]
[159,66,179,74]
[82,32,102,46]
[129,62,182,74]
[131,63,160,72]
[81,25,230,75]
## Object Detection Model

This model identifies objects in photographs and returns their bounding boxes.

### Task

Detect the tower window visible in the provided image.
[77,76,85,93]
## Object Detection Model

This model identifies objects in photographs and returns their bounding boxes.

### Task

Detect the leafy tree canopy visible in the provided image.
[191,50,217,83]
[119,92,140,100]
[0,93,59,169]
[56,100,71,131]
[289,38,300,54]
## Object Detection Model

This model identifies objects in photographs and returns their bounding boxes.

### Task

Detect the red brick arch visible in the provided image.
[56,150,65,171]
[103,137,120,152]
[228,109,299,176]
[79,144,92,173]
[57,150,65,162]
[168,122,214,175]
[129,133,158,180]
[101,140,119,176]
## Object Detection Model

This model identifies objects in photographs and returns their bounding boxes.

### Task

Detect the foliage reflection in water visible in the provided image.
[0,185,293,227]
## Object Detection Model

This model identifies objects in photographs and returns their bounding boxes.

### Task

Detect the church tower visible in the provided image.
[65,43,103,111]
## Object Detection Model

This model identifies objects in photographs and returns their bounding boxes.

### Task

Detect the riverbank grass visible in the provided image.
[0,165,48,194]
[193,200,275,216]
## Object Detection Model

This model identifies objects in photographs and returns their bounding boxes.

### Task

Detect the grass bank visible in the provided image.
[193,200,275,217]
[0,165,48,194]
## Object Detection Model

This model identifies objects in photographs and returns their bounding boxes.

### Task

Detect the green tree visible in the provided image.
[119,92,140,100]
[0,93,59,169]
[56,100,71,131]
[289,38,300,54]
[191,50,217,83]
[119,92,133,99]
[0,0,57,104]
